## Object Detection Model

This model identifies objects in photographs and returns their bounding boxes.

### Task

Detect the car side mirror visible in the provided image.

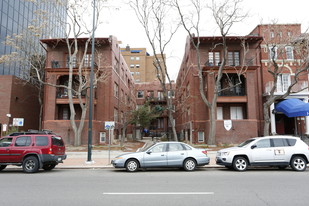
[251,145,257,149]
[146,151,152,155]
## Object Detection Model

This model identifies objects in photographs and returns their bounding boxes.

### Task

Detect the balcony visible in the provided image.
[47,60,95,69]
[264,81,309,96]
[218,87,246,96]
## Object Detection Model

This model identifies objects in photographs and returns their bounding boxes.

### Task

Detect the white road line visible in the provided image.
[103,192,214,195]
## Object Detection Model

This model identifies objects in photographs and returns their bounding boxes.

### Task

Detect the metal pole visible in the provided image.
[87,0,96,162]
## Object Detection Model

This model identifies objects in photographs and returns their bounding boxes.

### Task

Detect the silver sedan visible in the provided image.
[111,142,210,172]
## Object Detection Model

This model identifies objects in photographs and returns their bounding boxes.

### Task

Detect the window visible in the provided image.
[208,52,221,66]
[230,106,243,120]
[66,55,77,67]
[137,90,144,98]
[130,57,135,60]
[100,132,106,142]
[15,136,32,147]
[268,46,278,60]
[276,74,291,92]
[270,31,275,39]
[149,144,165,153]
[228,51,240,66]
[136,64,140,68]
[52,136,64,146]
[35,136,48,146]
[272,138,287,147]
[83,54,92,67]
[136,72,140,75]
[168,143,184,152]
[0,138,13,147]
[130,64,134,68]
[255,139,271,148]
[158,91,164,100]
[114,83,119,97]
[217,107,223,120]
[158,118,164,129]
[136,57,140,60]
[198,132,205,142]
[63,107,69,120]
[114,108,118,122]
[285,46,294,60]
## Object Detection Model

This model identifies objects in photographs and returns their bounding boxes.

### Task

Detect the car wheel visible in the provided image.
[183,158,196,171]
[290,156,307,171]
[125,159,139,172]
[233,157,248,171]
[0,165,7,171]
[43,164,56,171]
[23,156,39,173]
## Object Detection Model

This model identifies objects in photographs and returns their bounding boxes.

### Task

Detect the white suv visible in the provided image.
[216,136,309,171]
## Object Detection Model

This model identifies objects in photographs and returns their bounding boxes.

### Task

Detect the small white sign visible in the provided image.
[13,118,24,127]
[224,120,232,131]
[2,124,7,132]
[105,121,115,130]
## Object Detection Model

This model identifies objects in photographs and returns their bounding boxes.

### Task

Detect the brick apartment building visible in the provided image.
[250,24,309,136]
[40,36,136,145]
[0,76,40,136]
[175,35,264,144]
[134,81,176,139]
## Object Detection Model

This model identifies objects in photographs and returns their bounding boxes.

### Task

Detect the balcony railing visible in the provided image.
[265,81,309,95]
[48,60,94,68]
[218,87,246,96]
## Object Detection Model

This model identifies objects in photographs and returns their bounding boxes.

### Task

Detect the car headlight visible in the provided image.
[221,152,230,156]
[115,156,124,160]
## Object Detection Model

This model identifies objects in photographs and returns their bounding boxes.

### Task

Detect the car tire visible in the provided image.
[233,156,248,171]
[43,164,56,171]
[290,156,307,171]
[0,165,7,171]
[125,159,139,172]
[183,158,196,171]
[23,156,39,173]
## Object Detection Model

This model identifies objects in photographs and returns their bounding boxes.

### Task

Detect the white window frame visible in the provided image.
[268,46,278,60]
[230,106,243,120]
[285,46,294,60]
[277,74,291,92]
[217,107,223,120]
[198,132,205,142]
[100,132,106,142]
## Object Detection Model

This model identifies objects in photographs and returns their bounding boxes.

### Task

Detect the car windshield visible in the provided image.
[238,139,255,147]
[139,143,157,152]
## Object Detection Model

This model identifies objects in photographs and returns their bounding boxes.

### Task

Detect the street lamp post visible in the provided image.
[87,0,96,163]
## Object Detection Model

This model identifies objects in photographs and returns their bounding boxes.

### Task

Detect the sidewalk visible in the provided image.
[57,149,219,169]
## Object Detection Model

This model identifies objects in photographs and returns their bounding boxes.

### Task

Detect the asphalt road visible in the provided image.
[0,167,308,206]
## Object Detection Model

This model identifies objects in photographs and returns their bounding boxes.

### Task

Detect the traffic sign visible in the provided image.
[13,118,24,127]
[105,121,115,130]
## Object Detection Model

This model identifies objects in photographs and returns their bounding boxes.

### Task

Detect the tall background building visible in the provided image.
[0,0,66,76]
[0,0,67,134]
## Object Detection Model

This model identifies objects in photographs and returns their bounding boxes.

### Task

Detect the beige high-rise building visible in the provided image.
[121,45,165,83]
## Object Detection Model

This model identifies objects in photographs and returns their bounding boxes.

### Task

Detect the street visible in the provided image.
[1,167,308,206]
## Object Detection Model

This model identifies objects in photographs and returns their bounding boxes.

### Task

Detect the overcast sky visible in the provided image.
[96,0,309,80]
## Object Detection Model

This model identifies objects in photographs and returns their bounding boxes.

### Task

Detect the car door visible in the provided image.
[0,137,13,163]
[272,138,289,161]
[167,143,187,166]
[251,138,274,163]
[9,136,32,163]
[143,143,167,167]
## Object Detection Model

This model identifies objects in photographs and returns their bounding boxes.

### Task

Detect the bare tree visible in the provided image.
[174,0,247,145]
[130,0,179,141]
[261,24,309,136]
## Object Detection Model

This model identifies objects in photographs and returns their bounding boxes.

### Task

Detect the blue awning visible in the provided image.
[275,99,309,117]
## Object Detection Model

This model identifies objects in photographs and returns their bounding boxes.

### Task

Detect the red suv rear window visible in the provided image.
[52,136,64,146]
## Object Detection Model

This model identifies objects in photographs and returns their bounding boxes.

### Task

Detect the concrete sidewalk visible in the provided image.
[57,149,219,169]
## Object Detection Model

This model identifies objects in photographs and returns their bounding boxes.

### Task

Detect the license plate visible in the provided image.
[58,157,62,161]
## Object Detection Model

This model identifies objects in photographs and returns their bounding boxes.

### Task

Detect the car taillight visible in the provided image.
[202,150,207,155]
[48,148,53,154]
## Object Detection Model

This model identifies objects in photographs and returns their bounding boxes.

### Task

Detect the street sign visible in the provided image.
[224,120,232,131]
[105,121,115,130]
[13,118,24,127]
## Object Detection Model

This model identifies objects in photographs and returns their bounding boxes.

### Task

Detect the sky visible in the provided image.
[95,0,309,80]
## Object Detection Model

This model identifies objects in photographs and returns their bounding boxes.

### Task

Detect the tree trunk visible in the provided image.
[263,102,271,136]
[207,103,217,145]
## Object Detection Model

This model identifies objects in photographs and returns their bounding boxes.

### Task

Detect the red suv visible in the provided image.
[0,133,66,173]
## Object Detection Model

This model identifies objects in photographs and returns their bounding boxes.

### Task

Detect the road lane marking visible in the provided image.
[103,192,214,195]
